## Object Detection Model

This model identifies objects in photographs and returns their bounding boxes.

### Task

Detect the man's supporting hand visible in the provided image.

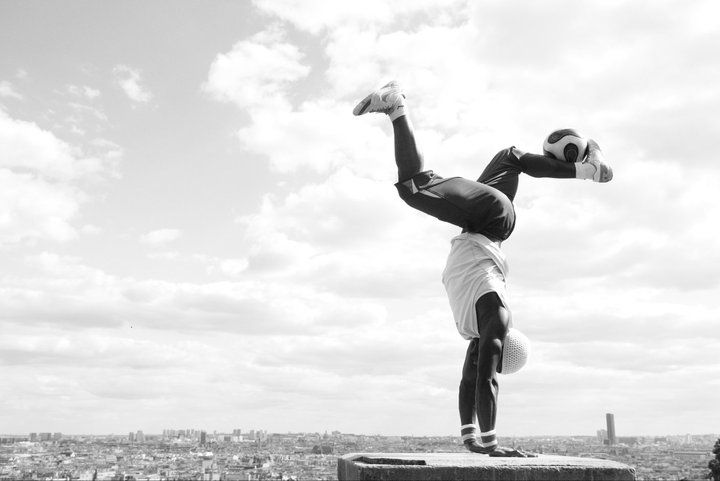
[488,446,538,457]
[464,440,538,457]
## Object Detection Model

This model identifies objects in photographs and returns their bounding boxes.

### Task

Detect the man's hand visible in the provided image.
[464,441,537,457]
[488,446,538,457]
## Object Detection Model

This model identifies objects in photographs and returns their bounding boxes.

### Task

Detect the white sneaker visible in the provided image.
[352,81,405,117]
[584,150,613,183]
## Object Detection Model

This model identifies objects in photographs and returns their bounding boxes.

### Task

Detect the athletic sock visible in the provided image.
[574,161,595,180]
[479,429,498,449]
[388,102,406,121]
[460,424,477,443]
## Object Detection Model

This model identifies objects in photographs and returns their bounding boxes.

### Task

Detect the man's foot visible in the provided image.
[352,81,405,119]
[584,150,613,183]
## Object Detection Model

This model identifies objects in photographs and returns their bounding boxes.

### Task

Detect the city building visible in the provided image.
[606,413,617,445]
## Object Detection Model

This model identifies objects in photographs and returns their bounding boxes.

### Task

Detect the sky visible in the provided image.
[1,0,719,438]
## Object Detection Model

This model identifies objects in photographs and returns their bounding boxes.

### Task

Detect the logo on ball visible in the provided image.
[543,128,588,163]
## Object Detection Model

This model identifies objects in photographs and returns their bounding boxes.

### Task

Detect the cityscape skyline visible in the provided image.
[3,431,716,481]
[3,427,717,443]
[4,422,717,439]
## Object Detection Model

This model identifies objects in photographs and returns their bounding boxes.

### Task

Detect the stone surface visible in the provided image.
[337,452,636,480]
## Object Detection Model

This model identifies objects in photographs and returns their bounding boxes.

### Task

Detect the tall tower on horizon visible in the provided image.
[606,413,616,445]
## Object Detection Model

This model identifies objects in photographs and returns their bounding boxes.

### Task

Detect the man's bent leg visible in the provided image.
[396,175,515,241]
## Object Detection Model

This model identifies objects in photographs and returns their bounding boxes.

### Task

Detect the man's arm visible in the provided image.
[459,294,535,457]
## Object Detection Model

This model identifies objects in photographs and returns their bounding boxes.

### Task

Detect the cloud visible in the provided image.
[203,256,249,276]
[0,109,119,244]
[67,84,101,99]
[146,251,180,260]
[203,26,310,111]
[0,109,105,181]
[140,228,182,245]
[0,80,23,100]
[113,65,153,103]
[0,170,82,243]
[252,0,466,34]
[1,251,388,336]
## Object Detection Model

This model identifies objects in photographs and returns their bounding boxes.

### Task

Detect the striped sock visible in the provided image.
[479,429,497,449]
[460,424,477,443]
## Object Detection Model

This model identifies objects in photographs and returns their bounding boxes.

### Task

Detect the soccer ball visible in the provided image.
[498,328,530,375]
[543,128,588,162]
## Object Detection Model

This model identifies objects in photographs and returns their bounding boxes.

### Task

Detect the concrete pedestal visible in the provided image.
[338,452,636,480]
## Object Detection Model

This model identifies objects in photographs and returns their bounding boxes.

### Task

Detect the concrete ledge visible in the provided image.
[338,452,636,480]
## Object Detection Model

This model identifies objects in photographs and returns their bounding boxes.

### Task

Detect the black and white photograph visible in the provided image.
[1,1,719,479]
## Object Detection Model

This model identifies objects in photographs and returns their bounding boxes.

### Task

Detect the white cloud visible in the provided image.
[0,109,109,181]
[215,258,249,276]
[140,228,182,245]
[252,0,466,34]
[67,102,108,122]
[203,26,310,111]
[113,65,153,103]
[1,251,388,336]
[147,251,180,260]
[237,100,394,175]
[0,109,119,245]
[0,170,81,243]
[67,84,101,99]
[0,80,23,100]
[80,224,101,235]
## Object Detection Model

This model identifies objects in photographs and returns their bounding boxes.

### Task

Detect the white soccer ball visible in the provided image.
[543,128,588,162]
[499,328,530,375]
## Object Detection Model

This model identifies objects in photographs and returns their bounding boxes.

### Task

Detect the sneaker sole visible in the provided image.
[353,95,373,116]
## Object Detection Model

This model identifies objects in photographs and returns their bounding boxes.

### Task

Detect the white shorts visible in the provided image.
[441,233,510,340]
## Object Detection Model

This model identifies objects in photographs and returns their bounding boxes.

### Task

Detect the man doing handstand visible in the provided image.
[353,81,612,457]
